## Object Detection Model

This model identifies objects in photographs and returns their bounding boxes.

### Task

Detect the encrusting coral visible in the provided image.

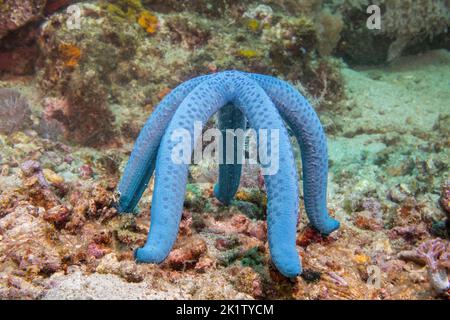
[117,70,340,278]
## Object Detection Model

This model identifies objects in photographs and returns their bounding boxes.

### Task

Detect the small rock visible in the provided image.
[397,250,426,265]
[231,214,250,233]
[43,205,71,227]
[119,261,143,283]
[388,185,410,203]
[166,237,207,270]
[64,210,86,232]
[64,155,74,164]
[97,253,121,275]
[297,226,328,247]
[215,236,239,251]
[230,266,264,298]
[353,254,371,265]
[93,230,112,245]
[87,243,107,259]
[354,210,384,231]
[96,253,144,283]
[194,256,216,273]
[1,164,9,176]
[247,221,267,241]
[42,168,64,184]
[300,269,322,284]
[20,160,41,177]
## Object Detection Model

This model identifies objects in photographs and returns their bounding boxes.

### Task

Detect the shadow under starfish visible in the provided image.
[117,70,340,277]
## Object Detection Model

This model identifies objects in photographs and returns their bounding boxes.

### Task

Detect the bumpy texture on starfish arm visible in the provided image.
[135,71,302,277]
[117,70,340,277]
[213,103,246,205]
[117,75,211,213]
[206,73,339,235]
[250,73,339,234]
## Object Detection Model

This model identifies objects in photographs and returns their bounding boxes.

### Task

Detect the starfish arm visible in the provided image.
[213,103,246,205]
[117,75,211,213]
[136,71,301,277]
[249,73,340,235]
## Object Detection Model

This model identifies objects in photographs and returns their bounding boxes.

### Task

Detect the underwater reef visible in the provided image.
[0,0,449,300]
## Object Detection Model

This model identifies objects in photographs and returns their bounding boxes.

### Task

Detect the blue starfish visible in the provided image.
[117,71,339,277]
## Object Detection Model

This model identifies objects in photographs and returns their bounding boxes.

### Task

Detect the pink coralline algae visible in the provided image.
[87,243,109,259]
[417,239,450,295]
[165,237,208,271]
[0,89,32,134]
[0,0,47,39]
[79,165,94,179]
